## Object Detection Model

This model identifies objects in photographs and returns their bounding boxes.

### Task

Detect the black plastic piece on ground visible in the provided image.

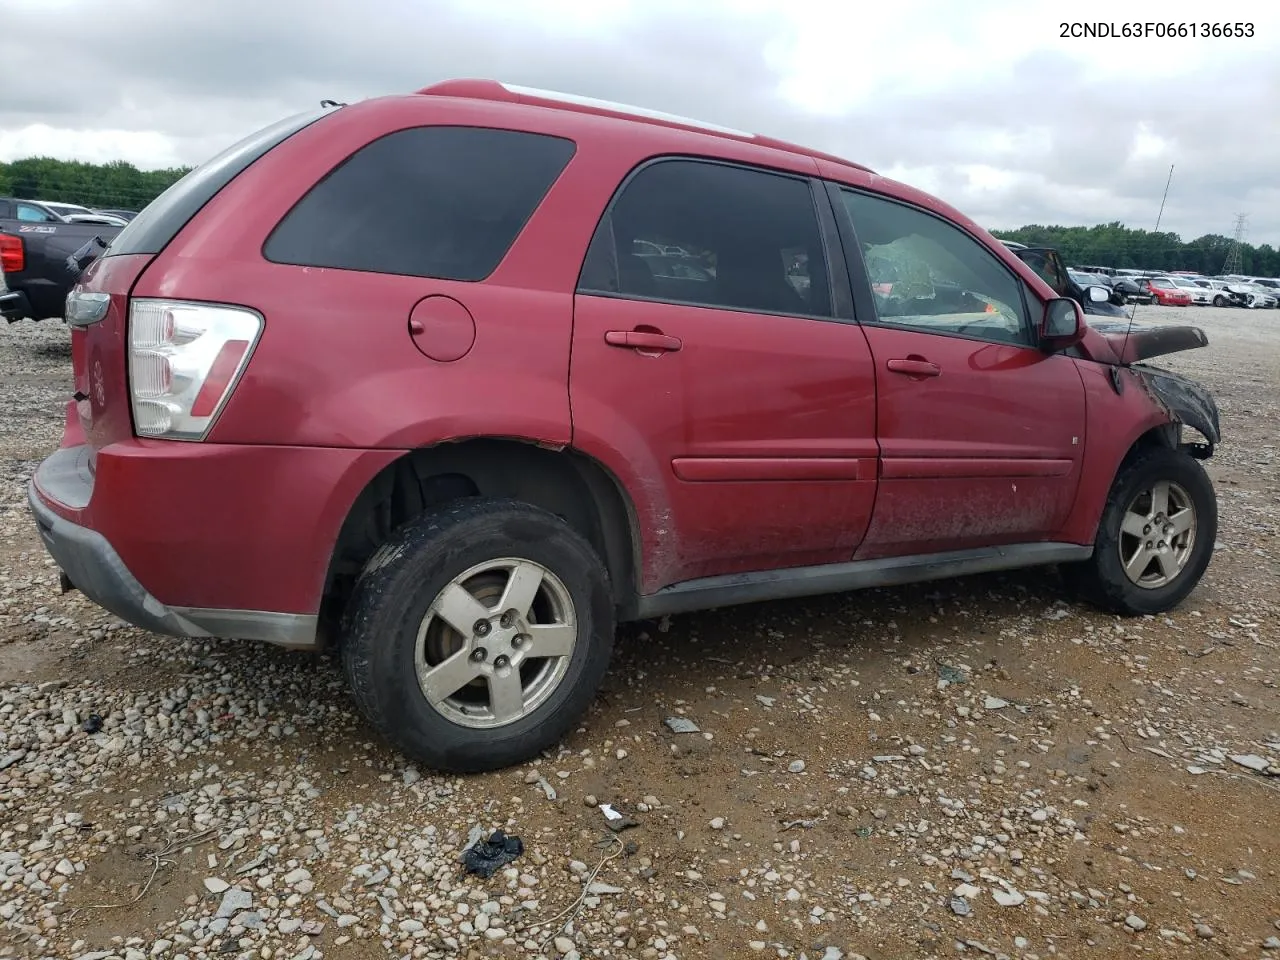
[462,830,524,877]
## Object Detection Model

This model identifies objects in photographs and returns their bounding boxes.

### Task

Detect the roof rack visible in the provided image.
[415,79,874,174]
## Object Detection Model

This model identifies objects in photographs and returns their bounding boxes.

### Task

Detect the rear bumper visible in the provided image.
[29,437,401,648]
[29,481,315,646]
[0,288,31,321]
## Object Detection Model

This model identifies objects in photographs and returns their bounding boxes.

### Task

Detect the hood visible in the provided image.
[1087,319,1209,365]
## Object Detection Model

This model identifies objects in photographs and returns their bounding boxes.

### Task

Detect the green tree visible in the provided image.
[990,223,1278,276]
[0,156,191,212]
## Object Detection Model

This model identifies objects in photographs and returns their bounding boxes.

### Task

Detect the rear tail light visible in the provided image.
[0,234,23,273]
[128,299,262,441]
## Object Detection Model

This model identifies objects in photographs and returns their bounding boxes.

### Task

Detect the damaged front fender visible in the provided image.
[1129,364,1221,458]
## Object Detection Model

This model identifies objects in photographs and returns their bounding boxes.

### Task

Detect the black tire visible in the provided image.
[1212,294,1228,307]
[1064,447,1216,616]
[340,497,615,773]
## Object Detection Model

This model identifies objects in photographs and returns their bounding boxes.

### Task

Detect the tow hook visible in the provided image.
[58,571,76,595]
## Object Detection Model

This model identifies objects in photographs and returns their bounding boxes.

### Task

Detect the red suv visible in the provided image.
[30,80,1221,772]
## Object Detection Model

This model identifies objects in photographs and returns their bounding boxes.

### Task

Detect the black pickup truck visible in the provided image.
[0,198,122,322]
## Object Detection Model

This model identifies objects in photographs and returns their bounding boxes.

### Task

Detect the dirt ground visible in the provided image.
[1,306,1277,960]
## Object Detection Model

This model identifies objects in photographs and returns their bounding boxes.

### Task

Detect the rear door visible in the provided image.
[828,184,1088,559]
[569,157,879,591]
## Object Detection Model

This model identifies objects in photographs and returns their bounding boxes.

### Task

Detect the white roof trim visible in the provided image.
[500,83,756,139]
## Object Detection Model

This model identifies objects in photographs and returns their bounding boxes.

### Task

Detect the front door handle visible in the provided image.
[886,357,941,378]
[604,330,683,353]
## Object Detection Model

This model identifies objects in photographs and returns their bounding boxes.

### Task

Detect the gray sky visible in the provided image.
[4,0,1278,246]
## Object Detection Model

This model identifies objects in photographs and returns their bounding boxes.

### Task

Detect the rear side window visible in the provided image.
[107,108,331,258]
[263,127,576,282]
[578,158,832,319]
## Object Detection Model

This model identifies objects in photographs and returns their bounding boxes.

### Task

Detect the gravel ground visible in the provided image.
[1,307,1278,960]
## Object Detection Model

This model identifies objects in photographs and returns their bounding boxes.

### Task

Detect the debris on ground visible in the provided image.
[663,716,700,734]
[460,829,524,877]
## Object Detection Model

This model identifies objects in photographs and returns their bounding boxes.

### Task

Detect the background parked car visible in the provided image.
[1195,279,1239,307]
[96,208,140,222]
[34,201,126,226]
[1167,275,1214,305]
[1234,282,1278,308]
[1112,276,1151,303]
[1068,270,1126,306]
[1139,276,1192,306]
[0,197,123,321]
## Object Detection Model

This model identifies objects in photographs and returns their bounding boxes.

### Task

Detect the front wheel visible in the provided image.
[340,498,615,773]
[1212,294,1228,307]
[1064,447,1217,616]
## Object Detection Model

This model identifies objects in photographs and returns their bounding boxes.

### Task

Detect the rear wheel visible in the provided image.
[1212,294,1228,307]
[1065,447,1216,616]
[340,498,615,772]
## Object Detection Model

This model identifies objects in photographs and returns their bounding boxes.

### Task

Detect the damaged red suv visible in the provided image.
[31,80,1221,772]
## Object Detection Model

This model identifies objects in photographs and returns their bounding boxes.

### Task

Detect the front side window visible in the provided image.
[840,188,1032,345]
[578,159,833,319]
[265,126,576,282]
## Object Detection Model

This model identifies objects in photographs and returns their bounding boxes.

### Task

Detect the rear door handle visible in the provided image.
[886,357,940,378]
[604,330,683,353]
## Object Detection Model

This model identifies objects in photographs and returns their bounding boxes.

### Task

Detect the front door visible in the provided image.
[831,185,1088,559]
[570,158,880,592]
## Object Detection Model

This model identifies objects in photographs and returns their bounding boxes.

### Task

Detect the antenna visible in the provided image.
[1121,163,1174,363]
[1222,213,1247,275]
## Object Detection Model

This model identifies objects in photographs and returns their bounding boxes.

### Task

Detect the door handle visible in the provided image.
[886,357,940,378]
[604,330,683,353]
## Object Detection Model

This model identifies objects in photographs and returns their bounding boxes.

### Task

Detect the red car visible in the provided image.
[30,79,1221,772]
[1141,277,1193,306]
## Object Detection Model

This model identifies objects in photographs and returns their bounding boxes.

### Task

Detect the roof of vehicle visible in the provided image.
[414,79,878,177]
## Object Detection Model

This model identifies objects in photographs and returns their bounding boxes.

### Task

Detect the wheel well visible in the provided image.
[1119,423,1180,472]
[320,439,639,641]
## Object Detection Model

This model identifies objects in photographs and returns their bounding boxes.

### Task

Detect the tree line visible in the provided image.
[2,157,1275,276]
[0,157,191,213]
[991,222,1278,277]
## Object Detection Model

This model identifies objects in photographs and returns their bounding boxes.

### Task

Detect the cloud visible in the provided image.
[2,0,1277,246]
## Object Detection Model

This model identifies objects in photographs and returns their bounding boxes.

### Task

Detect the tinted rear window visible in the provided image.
[262,126,576,282]
[105,108,331,258]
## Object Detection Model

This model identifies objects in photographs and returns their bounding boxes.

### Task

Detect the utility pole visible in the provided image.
[1222,214,1247,275]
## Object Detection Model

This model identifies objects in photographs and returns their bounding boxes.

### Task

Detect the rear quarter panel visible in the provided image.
[133,96,596,450]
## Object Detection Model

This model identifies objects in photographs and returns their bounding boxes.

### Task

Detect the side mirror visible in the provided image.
[1085,285,1110,303]
[1040,297,1085,351]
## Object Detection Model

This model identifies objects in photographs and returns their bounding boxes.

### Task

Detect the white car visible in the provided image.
[1166,275,1214,305]
[37,201,128,227]
[1196,279,1239,307]
[1226,281,1277,309]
